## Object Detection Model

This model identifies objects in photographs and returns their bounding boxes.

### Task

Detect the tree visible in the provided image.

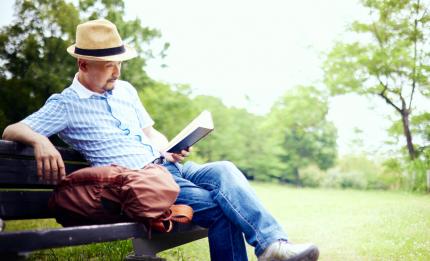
[324,0,430,160]
[191,95,236,162]
[139,83,198,140]
[0,0,79,131]
[266,86,337,184]
[0,0,163,132]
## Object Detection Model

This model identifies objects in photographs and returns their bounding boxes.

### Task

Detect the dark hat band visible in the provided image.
[74,45,125,57]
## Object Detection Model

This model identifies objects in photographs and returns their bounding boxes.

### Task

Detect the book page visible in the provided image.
[163,110,213,152]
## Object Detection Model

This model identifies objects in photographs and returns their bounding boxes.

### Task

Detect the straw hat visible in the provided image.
[67,19,137,61]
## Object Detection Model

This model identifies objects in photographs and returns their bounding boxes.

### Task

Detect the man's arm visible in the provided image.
[142,126,190,163]
[2,122,66,183]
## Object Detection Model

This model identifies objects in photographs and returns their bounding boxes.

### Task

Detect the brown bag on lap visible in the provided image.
[48,163,193,233]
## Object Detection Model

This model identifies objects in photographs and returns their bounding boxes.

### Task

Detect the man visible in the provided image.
[2,19,319,261]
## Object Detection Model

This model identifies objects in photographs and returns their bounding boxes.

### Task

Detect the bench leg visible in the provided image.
[125,238,166,261]
[125,225,208,261]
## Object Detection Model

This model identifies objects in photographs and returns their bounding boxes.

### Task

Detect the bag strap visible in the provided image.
[151,204,194,233]
[170,204,193,223]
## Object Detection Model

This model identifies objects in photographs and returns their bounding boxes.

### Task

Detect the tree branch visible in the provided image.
[377,76,402,113]
[418,144,430,153]
[409,0,420,110]
[372,21,402,113]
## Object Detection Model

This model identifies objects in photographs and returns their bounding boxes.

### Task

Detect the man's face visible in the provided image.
[81,60,122,93]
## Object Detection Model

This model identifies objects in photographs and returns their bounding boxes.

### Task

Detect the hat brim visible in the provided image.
[67,44,137,61]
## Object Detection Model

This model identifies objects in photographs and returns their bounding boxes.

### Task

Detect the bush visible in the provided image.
[299,165,326,187]
[384,156,430,192]
[320,168,368,189]
[405,159,429,192]
[297,154,429,191]
[306,155,385,189]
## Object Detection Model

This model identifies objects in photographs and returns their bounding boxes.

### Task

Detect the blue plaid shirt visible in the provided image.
[22,75,161,169]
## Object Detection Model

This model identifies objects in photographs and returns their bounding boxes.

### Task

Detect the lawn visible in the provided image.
[5,183,430,260]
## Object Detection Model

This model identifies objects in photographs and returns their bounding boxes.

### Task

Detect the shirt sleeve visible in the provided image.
[21,94,68,137]
[126,83,154,129]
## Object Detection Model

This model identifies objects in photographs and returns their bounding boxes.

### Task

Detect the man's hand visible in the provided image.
[142,126,192,163]
[33,137,66,184]
[165,147,192,163]
[2,122,66,184]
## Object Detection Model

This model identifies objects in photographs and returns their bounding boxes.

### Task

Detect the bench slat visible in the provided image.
[0,158,87,188]
[0,140,86,162]
[0,191,53,220]
[0,222,146,253]
[0,222,207,254]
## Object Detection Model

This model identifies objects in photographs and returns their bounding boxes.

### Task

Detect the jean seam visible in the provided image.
[215,189,266,249]
[227,221,236,261]
[175,197,213,204]
[195,181,218,190]
[201,179,269,250]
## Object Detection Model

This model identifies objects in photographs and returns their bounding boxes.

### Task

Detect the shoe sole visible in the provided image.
[286,246,319,261]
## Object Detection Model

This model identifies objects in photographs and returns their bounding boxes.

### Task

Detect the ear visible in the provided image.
[78,59,89,72]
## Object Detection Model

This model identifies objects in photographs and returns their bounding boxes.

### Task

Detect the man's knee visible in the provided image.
[211,161,247,181]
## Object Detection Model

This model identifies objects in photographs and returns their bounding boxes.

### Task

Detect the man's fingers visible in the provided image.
[33,140,64,184]
[58,159,66,180]
[50,157,58,183]
[172,153,184,162]
[43,158,51,183]
[36,157,43,181]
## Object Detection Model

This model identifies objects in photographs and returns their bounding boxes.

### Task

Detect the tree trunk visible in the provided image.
[292,167,301,186]
[378,91,417,160]
[400,109,416,160]
[426,170,430,193]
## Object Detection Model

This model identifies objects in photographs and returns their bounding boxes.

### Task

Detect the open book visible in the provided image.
[162,110,214,153]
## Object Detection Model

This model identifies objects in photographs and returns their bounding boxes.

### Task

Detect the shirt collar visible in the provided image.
[70,74,107,99]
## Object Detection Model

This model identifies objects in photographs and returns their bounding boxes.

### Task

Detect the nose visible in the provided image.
[113,62,121,78]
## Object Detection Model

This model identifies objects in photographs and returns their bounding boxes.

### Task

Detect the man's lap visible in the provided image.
[162,161,224,228]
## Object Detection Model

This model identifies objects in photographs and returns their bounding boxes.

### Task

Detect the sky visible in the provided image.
[1,0,426,156]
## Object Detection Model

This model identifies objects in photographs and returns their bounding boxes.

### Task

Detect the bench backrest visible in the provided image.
[0,140,89,220]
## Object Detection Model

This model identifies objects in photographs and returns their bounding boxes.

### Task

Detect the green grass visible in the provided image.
[5,183,430,260]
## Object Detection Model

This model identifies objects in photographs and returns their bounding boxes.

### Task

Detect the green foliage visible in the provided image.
[325,168,370,189]
[388,157,430,192]
[299,154,409,190]
[324,0,430,160]
[0,0,163,132]
[382,156,424,191]
[138,83,338,183]
[190,95,234,162]
[325,154,387,189]
[298,165,326,188]
[406,159,430,191]
[388,111,430,161]
[0,0,79,130]
[385,110,429,192]
[266,86,337,184]
[139,83,198,139]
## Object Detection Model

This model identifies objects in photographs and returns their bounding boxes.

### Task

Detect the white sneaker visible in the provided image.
[258,240,319,261]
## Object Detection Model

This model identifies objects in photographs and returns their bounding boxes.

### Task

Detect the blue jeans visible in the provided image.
[162,160,288,261]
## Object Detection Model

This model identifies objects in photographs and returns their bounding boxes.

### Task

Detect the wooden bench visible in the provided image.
[0,140,208,260]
